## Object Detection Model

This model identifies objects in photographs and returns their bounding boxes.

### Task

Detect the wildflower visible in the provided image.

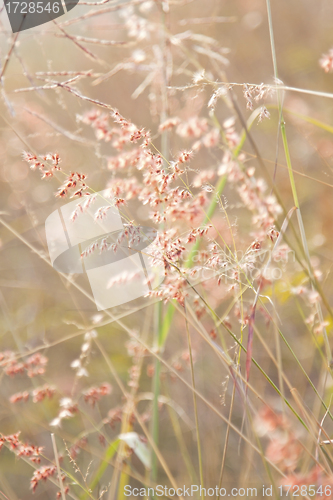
[114,197,127,207]
[158,117,180,132]
[56,171,88,199]
[81,241,100,258]
[77,367,89,378]
[146,364,155,377]
[30,466,56,493]
[106,177,141,199]
[51,398,78,427]
[23,151,61,179]
[107,270,143,289]
[94,205,111,221]
[43,153,61,169]
[192,69,205,84]
[258,106,270,122]
[107,407,125,428]
[254,406,289,436]
[70,359,81,369]
[266,434,302,472]
[0,432,43,465]
[57,486,70,498]
[126,339,147,359]
[128,364,141,389]
[223,117,240,148]
[308,290,320,304]
[9,391,30,403]
[314,321,329,335]
[208,86,226,109]
[176,117,208,138]
[202,128,220,148]
[243,84,253,110]
[267,226,279,242]
[0,352,48,377]
[85,330,98,341]
[177,150,193,163]
[32,385,56,403]
[25,353,48,377]
[83,383,112,407]
[319,48,333,72]
[22,152,44,171]
[186,225,212,243]
[209,328,217,339]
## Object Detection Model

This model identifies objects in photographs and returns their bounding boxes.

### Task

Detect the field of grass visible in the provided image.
[1,0,333,499]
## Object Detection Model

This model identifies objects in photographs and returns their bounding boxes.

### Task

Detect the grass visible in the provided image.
[1,1,333,499]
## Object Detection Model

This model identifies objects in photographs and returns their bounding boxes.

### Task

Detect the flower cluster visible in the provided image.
[79,109,150,149]
[0,432,43,464]
[9,384,56,404]
[83,383,112,407]
[50,397,78,427]
[70,330,97,378]
[23,152,61,179]
[30,465,69,497]
[281,466,333,497]
[0,352,48,378]
[56,171,88,199]
[319,48,333,73]
[242,83,273,110]
[255,406,302,473]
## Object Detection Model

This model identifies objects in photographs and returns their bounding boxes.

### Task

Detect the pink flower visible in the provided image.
[320,48,333,72]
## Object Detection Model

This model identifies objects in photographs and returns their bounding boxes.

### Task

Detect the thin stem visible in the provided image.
[217,379,236,498]
[51,433,66,500]
[184,301,204,500]
[266,0,332,368]
[151,3,171,484]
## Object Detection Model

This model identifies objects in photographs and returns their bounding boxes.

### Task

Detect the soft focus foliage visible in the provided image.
[1,0,333,499]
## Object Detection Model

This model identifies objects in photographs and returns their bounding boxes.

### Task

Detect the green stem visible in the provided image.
[184,302,204,500]
[81,439,119,499]
[158,175,227,349]
[266,0,332,368]
[151,320,162,482]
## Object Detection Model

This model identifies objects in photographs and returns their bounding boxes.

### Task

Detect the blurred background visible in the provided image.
[1,0,333,498]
